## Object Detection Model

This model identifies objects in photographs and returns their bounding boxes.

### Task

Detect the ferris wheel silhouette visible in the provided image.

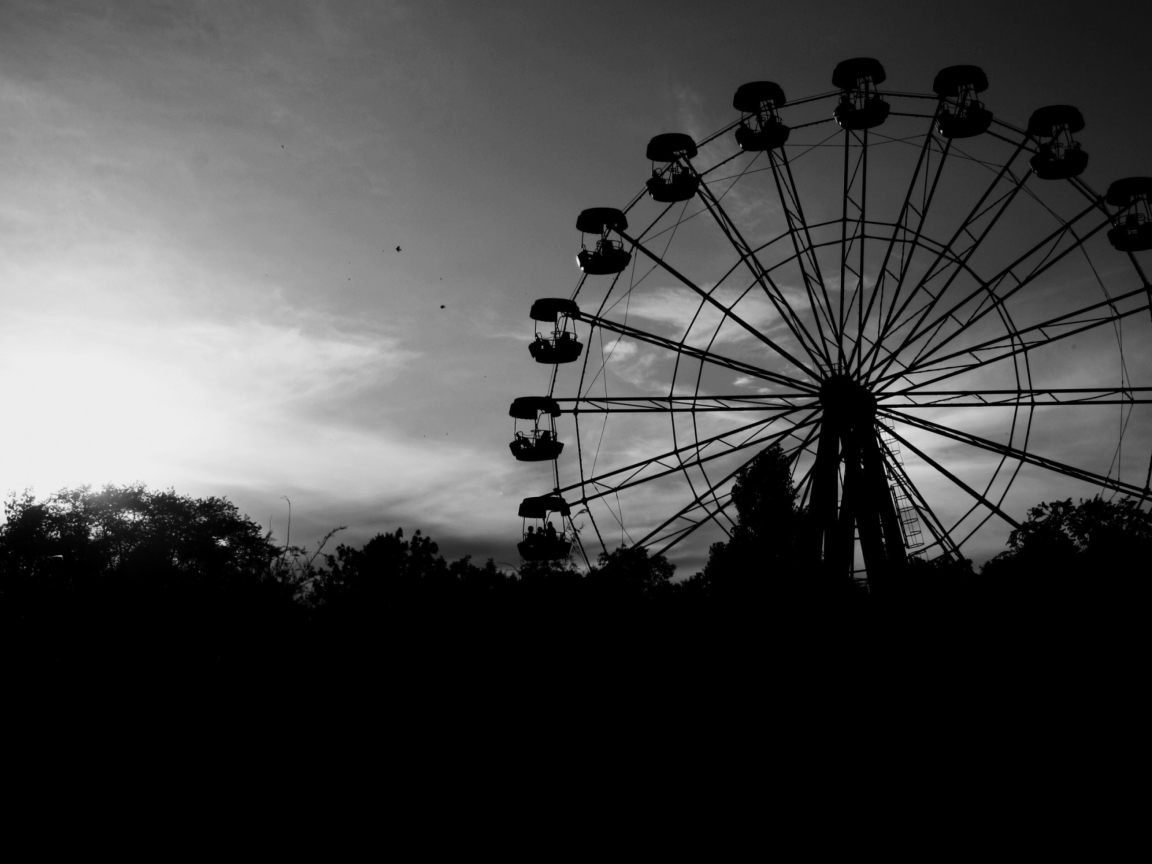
[511,59,1152,589]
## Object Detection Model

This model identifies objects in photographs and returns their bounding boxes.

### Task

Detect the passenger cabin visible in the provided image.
[832,57,890,131]
[733,81,790,152]
[508,396,564,462]
[645,133,699,203]
[576,207,632,275]
[529,298,583,364]
[517,495,573,561]
[1105,177,1152,252]
[933,65,992,139]
[1027,105,1089,180]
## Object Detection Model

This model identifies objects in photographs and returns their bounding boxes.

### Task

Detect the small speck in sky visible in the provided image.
[395,246,401,252]
[440,305,445,309]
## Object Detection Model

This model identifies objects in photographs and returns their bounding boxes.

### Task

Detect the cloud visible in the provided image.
[608,284,826,387]
[604,339,638,362]
[0,303,419,490]
[672,84,711,147]
[626,284,778,343]
[606,344,660,392]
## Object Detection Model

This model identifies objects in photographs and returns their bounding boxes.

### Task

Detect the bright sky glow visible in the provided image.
[2,1,1150,571]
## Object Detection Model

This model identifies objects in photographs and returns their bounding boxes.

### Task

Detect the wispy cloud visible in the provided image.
[0,301,418,487]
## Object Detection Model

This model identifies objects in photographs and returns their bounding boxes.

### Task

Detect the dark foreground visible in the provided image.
[2,483,1146,708]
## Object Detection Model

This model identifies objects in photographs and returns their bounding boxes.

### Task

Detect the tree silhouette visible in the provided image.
[5,476,1142,678]
[980,495,1152,604]
[0,484,277,582]
[691,444,827,607]
[312,527,520,670]
[592,545,675,599]
[0,484,300,670]
[319,528,446,612]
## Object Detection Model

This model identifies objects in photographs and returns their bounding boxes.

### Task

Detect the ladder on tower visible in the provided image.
[878,418,925,556]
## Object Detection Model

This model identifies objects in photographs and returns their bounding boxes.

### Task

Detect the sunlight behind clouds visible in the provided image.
[0,305,418,494]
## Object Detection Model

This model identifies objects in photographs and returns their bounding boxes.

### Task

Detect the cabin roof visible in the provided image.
[518,495,571,518]
[1106,177,1152,208]
[733,81,786,113]
[932,65,989,97]
[645,132,699,162]
[576,207,628,234]
[1027,105,1085,137]
[509,396,561,420]
[530,298,580,323]
[832,57,886,89]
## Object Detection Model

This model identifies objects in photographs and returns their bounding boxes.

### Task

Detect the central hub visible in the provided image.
[818,374,876,423]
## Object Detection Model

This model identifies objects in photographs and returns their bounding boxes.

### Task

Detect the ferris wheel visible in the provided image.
[510,59,1152,587]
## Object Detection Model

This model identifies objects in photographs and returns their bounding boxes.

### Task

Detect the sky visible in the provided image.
[1,0,1150,573]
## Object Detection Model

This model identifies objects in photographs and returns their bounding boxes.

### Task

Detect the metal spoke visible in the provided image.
[616,229,824,382]
[837,125,851,368]
[575,310,818,393]
[875,387,1152,408]
[558,411,821,505]
[564,414,788,501]
[769,147,841,348]
[865,135,1033,381]
[859,136,974,376]
[902,216,1113,377]
[642,425,820,555]
[903,178,1031,354]
[880,408,1152,501]
[874,204,1107,381]
[556,395,819,413]
[874,290,1152,390]
[875,430,964,558]
[879,419,1023,530]
[762,224,994,378]
[846,113,940,373]
[691,169,834,370]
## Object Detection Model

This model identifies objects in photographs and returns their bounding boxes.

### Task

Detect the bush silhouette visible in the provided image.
[0,484,301,669]
[691,444,836,607]
[4,478,1147,678]
[980,495,1152,605]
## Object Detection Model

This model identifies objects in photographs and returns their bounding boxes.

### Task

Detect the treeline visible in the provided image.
[0,483,701,674]
[1,451,1149,675]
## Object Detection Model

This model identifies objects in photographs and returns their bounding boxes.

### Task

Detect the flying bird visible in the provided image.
[440,305,445,309]
[395,246,401,252]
